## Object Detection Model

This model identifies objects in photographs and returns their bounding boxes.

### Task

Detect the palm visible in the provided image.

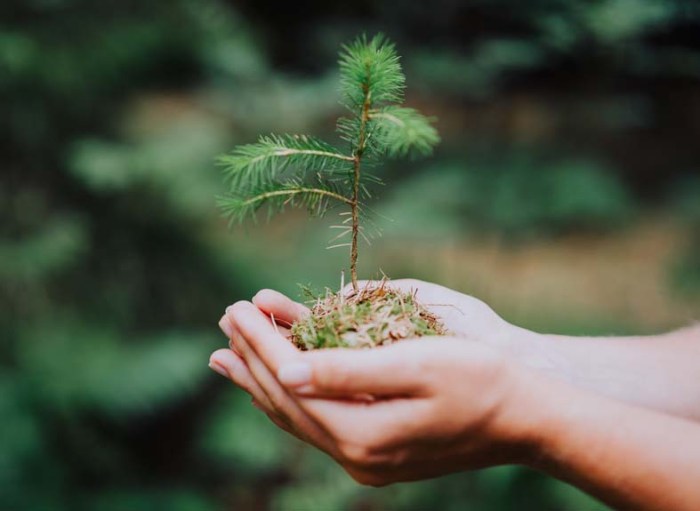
[253,279,512,350]
[379,280,509,343]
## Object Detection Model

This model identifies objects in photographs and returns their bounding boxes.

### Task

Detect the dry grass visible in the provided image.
[290,280,447,350]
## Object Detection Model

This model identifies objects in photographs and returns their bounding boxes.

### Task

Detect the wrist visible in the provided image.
[488,361,549,465]
[498,363,602,472]
[490,360,586,471]
[496,323,572,381]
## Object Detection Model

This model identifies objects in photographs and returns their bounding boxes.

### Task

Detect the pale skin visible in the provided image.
[210,279,700,510]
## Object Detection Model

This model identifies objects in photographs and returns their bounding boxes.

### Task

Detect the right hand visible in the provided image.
[213,298,538,486]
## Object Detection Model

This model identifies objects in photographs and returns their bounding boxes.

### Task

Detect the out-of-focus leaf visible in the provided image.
[18,323,214,415]
[0,216,87,281]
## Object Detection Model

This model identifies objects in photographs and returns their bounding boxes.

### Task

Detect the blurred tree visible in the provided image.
[669,175,700,296]
[0,1,262,509]
[379,156,636,242]
[2,0,698,509]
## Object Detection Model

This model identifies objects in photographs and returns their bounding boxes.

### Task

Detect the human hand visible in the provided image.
[210,302,337,459]
[251,279,520,352]
[211,300,538,485]
[211,285,700,506]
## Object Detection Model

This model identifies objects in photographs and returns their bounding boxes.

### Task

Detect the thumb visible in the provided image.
[276,341,428,397]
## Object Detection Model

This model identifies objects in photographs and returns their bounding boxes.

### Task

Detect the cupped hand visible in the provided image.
[211,298,538,486]
[252,279,517,349]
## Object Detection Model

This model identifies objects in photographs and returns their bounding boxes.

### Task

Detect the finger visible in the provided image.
[220,309,287,358]
[223,331,286,412]
[218,314,234,338]
[213,344,318,445]
[252,289,309,326]
[220,315,290,357]
[264,411,299,438]
[209,352,307,442]
[226,301,299,373]
[209,349,276,411]
[277,340,430,397]
[251,399,305,441]
[219,314,242,356]
[302,396,429,450]
[225,320,336,455]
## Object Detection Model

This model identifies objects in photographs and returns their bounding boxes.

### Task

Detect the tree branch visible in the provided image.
[241,187,353,207]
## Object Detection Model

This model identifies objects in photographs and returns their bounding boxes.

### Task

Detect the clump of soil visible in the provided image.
[290,281,447,350]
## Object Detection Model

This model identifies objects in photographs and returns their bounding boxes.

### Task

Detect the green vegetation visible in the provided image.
[218,34,444,348]
[218,34,438,291]
[291,282,446,350]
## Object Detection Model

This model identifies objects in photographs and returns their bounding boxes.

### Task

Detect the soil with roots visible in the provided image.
[290,280,447,350]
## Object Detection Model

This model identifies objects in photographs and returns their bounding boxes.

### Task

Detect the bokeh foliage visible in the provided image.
[2,0,699,509]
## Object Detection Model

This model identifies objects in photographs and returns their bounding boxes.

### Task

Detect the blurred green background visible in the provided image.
[2,0,699,509]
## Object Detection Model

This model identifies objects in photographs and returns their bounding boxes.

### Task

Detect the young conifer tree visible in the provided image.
[217,34,439,292]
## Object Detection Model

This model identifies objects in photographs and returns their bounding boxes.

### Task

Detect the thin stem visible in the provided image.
[350,84,372,292]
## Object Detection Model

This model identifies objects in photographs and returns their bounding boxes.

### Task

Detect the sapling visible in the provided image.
[218,34,446,349]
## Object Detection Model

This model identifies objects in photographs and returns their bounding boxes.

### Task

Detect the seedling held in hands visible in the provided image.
[218,34,446,349]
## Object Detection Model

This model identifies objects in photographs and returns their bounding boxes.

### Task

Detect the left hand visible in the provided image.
[211,296,538,486]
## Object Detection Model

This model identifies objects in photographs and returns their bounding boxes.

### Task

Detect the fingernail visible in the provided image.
[218,317,233,338]
[209,361,228,378]
[277,362,312,387]
[251,398,262,410]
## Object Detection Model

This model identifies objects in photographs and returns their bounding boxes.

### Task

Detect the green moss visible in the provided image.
[290,282,447,350]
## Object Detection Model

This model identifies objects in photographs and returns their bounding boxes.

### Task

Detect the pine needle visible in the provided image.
[290,280,448,350]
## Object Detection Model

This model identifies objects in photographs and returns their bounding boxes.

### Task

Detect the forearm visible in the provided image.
[517,371,700,511]
[504,324,700,421]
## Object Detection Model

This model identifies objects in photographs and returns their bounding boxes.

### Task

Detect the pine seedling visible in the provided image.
[218,34,446,349]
